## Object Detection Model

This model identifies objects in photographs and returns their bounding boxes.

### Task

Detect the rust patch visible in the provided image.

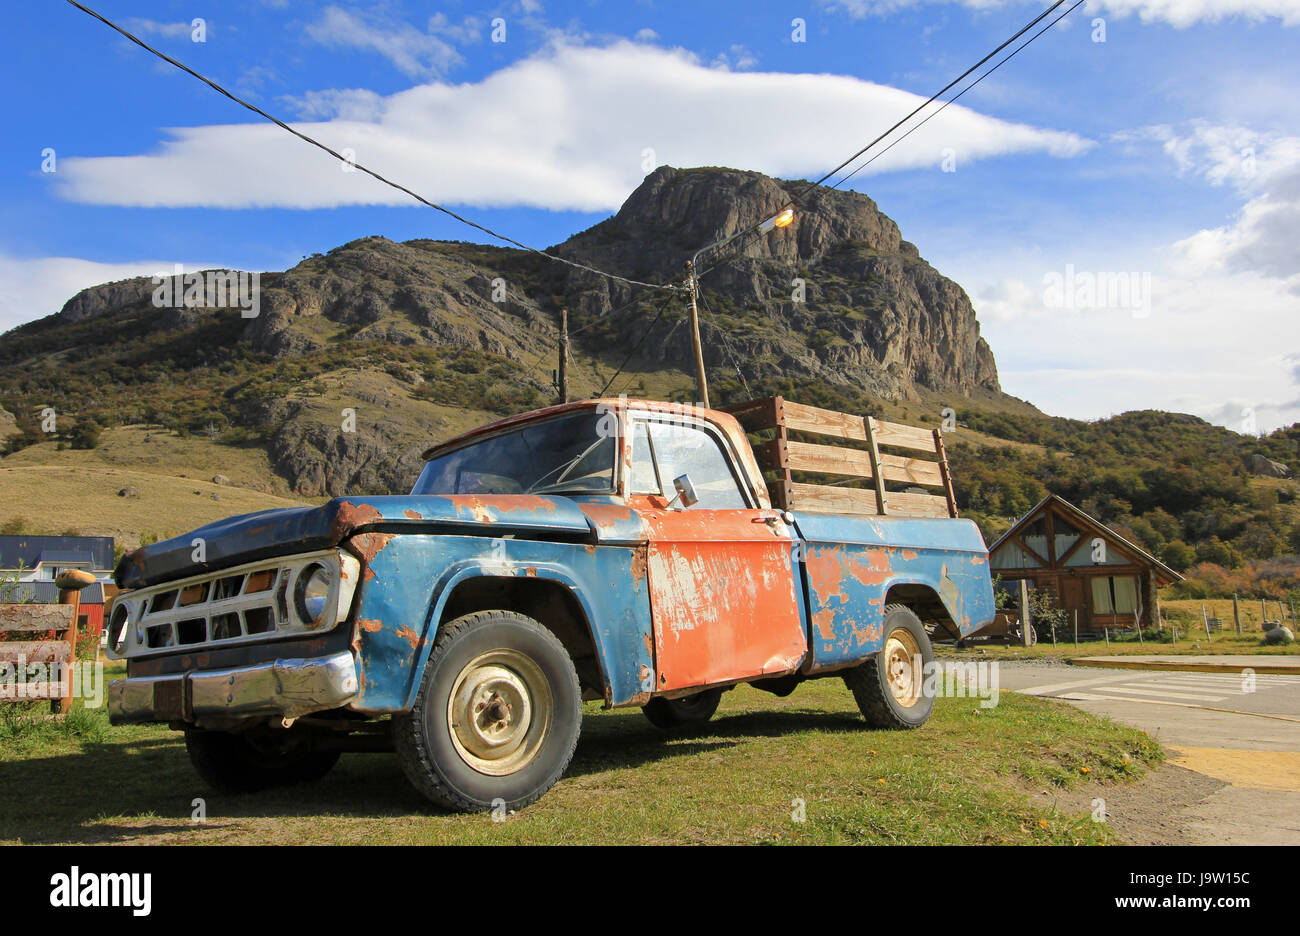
[332,501,385,541]
[813,607,837,641]
[625,691,652,707]
[638,664,652,683]
[578,502,634,526]
[358,619,383,633]
[643,632,653,656]
[403,509,423,520]
[395,626,419,648]
[524,566,538,577]
[629,548,648,587]
[899,549,919,560]
[350,531,395,564]
[805,546,848,604]
[584,544,597,554]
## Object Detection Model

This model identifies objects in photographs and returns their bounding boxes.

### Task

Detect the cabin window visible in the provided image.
[632,419,748,509]
[412,413,616,496]
[1091,575,1138,615]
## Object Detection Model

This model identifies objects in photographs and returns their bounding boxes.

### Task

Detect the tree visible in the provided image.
[1158,539,1195,572]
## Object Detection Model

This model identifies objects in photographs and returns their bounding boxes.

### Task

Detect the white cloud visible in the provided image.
[55,40,1089,213]
[822,0,1300,27]
[712,44,759,71]
[303,6,464,79]
[0,255,222,334]
[1138,123,1300,291]
[634,28,660,41]
[968,263,1300,432]
[124,19,197,40]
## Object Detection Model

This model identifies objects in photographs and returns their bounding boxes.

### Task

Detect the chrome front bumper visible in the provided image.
[108,651,359,725]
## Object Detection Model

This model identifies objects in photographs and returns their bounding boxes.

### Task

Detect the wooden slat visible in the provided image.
[872,419,941,453]
[883,490,954,519]
[864,418,889,515]
[788,482,881,516]
[880,452,945,487]
[0,641,72,664]
[0,682,72,700]
[782,400,869,442]
[933,427,959,518]
[752,437,787,474]
[719,395,781,433]
[0,604,75,632]
[782,440,946,487]
[786,439,875,478]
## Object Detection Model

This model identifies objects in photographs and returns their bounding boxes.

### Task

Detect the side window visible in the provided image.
[646,421,748,509]
[629,421,661,494]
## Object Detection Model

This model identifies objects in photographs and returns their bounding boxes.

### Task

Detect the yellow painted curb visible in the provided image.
[1068,658,1300,675]
[1167,746,1300,793]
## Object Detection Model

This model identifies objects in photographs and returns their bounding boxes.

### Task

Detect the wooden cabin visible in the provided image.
[988,495,1181,632]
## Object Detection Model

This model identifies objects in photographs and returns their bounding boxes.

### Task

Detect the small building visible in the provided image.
[1,535,116,641]
[0,534,115,584]
[988,495,1181,632]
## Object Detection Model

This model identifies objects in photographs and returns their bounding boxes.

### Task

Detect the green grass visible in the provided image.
[949,627,1300,661]
[0,677,1161,845]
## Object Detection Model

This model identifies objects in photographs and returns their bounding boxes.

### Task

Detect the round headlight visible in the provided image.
[108,602,131,655]
[295,563,334,624]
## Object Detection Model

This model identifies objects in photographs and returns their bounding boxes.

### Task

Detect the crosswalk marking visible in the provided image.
[1095,686,1228,702]
[1015,670,1300,710]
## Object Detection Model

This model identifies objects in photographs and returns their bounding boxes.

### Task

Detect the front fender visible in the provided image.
[345,534,655,712]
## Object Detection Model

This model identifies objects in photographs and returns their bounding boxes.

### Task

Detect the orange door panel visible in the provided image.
[642,509,806,693]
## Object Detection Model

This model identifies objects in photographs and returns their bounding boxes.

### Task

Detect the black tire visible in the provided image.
[184,727,340,793]
[392,610,582,813]
[641,688,723,730]
[844,604,935,730]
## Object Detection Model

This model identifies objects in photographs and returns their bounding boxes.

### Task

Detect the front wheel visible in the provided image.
[844,604,935,729]
[185,726,340,793]
[392,610,582,813]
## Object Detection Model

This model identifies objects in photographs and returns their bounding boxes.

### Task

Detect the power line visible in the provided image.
[598,294,675,397]
[695,0,1079,284]
[833,0,1086,190]
[697,292,752,397]
[62,0,682,295]
[791,0,1071,202]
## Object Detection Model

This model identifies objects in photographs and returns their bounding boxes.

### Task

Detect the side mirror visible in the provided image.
[671,474,699,509]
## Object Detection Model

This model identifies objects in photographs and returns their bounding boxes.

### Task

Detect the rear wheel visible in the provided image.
[641,688,723,729]
[392,610,582,813]
[185,727,340,793]
[844,604,935,729]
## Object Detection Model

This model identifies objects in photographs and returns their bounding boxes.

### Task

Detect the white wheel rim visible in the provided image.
[884,629,922,708]
[447,649,553,777]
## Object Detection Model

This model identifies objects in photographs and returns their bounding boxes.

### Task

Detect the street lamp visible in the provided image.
[683,207,795,408]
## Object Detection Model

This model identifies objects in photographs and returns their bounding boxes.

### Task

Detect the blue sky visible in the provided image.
[2,0,1298,431]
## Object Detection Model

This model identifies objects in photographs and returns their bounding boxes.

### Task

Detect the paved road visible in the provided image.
[998,661,1300,845]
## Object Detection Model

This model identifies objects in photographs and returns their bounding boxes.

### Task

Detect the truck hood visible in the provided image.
[115,494,594,589]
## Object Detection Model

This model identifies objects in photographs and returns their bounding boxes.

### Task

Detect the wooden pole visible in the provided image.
[1104,625,1110,648]
[53,570,95,716]
[557,307,569,404]
[1202,604,1212,641]
[1073,609,1078,647]
[1019,579,1032,647]
[684,260,709,408]
[1233,594,1241,635]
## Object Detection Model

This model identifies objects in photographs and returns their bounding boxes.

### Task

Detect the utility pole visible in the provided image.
[556,307,569,404]
[683,260,709,409]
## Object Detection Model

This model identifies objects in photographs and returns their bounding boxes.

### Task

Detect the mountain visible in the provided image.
[0,166,1017,498]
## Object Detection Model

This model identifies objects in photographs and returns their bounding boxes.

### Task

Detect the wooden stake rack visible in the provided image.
[720,396,959,519]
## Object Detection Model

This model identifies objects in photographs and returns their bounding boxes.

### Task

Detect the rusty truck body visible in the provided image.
[106,397,996,811]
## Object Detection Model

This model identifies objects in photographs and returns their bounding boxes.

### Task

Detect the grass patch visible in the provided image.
[0,679,1160,845]
[947,627,1299,661]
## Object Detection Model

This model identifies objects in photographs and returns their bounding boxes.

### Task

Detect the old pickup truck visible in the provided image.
[106,396,995,812]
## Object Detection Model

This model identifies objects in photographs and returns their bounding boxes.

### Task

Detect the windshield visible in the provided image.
[411,412,616,496]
